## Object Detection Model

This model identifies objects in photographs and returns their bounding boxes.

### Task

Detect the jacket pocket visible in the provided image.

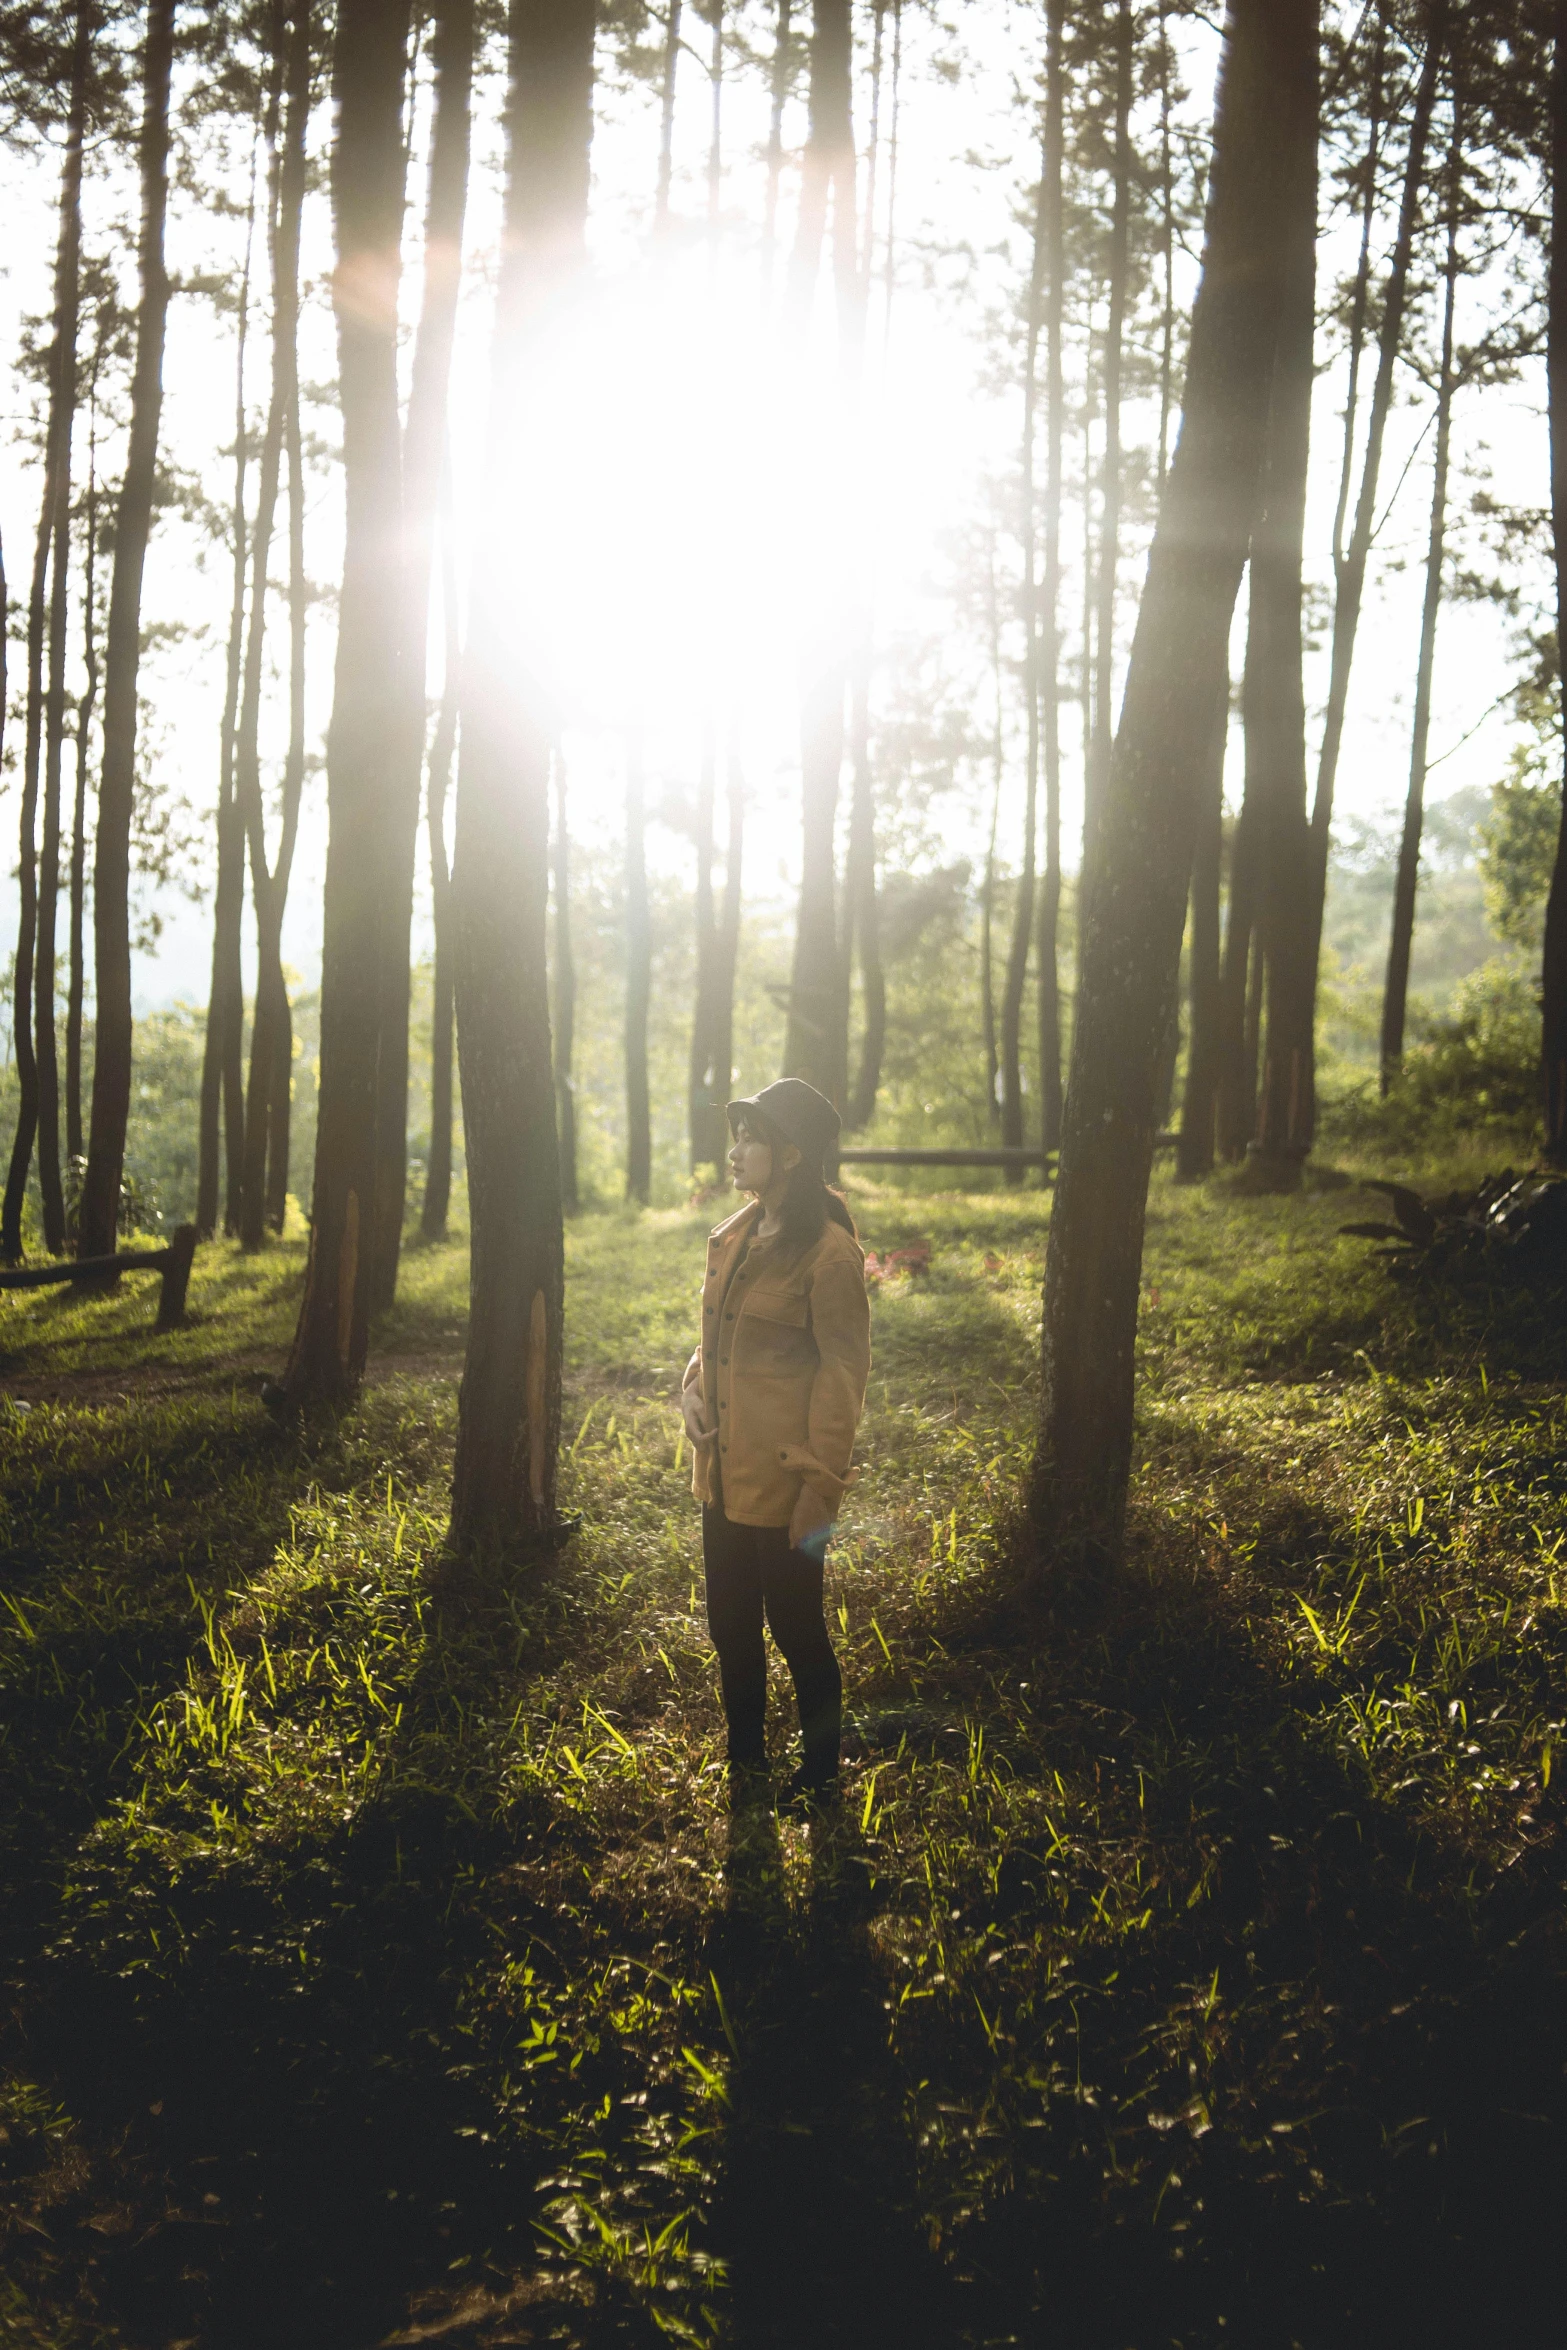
[744,1284,808,1327]
[738,1284,814,1378]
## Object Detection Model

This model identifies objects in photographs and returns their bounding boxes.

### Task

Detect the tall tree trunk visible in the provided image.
[761,0,792,306]
[198,134,258,1241]
[843,661,884,1129]
[713,733,744,1134]
[624,732,652,1204]
[1543,3,1567,1162]
[656,0,681,230]
[1176,672,1227,1178]
[67,395,99,1173]
[1247,34,1319,1179]
[842,2,885,1133]
[999,114,1050,1170]
[79,0,176,1264]
[1033,0,1316,1586]
[687,723,746,1173]
[238,4,307,1251]
[783,0,855,1103]
[1078,299,1096,859]
[1380,100,1460,1093]
[1084,0,1132,871]
[1332,11,1386,580]
[1037,0,1065,1156]
[1156,1,1175,491]
[689,722,723,1172]
[551,745,577,1213]
[369,0,475,1311]
[3,352,56,1260]
[266,162,311,1241]
[1214,777,1259,1155]
[1294,2,1445,1155]
[421,461,460,1240]
[277,0,409,1400]
[450,0,593,1562]
[0,542,9,1242]
[35,2,91,1256]
[981,546,1003,1126]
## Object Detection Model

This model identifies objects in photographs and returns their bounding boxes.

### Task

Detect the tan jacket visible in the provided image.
[683,1200,872,1528]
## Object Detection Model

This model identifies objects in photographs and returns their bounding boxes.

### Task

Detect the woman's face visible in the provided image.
[728,1121,774,1195]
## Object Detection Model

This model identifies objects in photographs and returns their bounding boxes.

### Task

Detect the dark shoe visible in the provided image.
[726,1757,770,1810]
[780,1766,839,1816]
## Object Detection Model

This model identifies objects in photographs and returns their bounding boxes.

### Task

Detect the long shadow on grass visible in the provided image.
[901,1503,1567,2349]
[704,1798,969,2349]
[0,1398,344,1926]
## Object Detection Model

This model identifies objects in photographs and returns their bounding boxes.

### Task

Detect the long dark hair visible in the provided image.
[736,1109,857,1248]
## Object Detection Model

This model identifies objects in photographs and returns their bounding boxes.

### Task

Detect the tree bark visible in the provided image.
[421,458,460,1240]
[689,722,723,1173]
[761,0,792,306]
[79,0,176,1264]
[1380,99,1460,1093]
[1032,0,1316,1586]
[1331,10,1386,582]
[783,0,855,1103]
[238,3,309,1252]
[1175,671,1227,1179]
[1037,0,1065,1156]
[267,164,311,1240]
[277,0,410,1400]
[550,744,577,1214]
[656,0,681,231]
[1083,0,1132,871]
[1213,771,1258,1155]
[1156,1,1175,490]
[1247,34,1319,1178]
[624,732,652,1204]
[198,139,258,1244]
[689,723,747,1168]
[35,2,91,1257]
[3,349,55,1263]
[369,0,475,1311]
[1544,2,1567,1162]
[67,392,100,1173]
[844,661,885,1130]
[714,734,744,1135]
[843,1,885,1133]
[449,0,593,1561]
[999,110,1051,1173]
[981,550,1003,1127]
[1295,2,1445,1155]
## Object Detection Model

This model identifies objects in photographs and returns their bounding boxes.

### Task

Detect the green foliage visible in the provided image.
[1318,959,1541,1164]
[1480,727,1562,955]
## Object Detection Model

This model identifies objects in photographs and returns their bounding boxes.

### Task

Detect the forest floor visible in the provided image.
[3,1156,1567,2349]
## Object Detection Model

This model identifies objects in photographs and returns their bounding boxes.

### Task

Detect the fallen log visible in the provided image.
[0,1224,199,1331]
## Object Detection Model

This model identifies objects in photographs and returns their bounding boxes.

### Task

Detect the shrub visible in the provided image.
[1317,959,1540,1158]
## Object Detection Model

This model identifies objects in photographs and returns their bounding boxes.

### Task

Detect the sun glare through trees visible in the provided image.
[5,1,1567,2343]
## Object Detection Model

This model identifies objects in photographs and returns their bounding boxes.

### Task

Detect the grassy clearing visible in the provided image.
[3,1165,1567,2347]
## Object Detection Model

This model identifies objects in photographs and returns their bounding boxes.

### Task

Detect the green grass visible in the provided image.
[3,1167,1567,2346]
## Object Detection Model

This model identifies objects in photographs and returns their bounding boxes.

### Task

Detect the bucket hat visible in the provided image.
[726,1077,841,1169]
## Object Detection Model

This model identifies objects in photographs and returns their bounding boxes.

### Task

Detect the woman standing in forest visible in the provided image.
[681,1078,872,1806]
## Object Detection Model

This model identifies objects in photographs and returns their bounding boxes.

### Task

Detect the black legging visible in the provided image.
[703,1502,843,1780]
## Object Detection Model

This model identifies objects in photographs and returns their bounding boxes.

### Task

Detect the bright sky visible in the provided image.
[0,1,1549,1021]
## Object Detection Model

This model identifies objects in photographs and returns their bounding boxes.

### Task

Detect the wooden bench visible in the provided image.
[0,1224,199,1331]
[836,1136,1177,1178]
[838,1146,1054,1171]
